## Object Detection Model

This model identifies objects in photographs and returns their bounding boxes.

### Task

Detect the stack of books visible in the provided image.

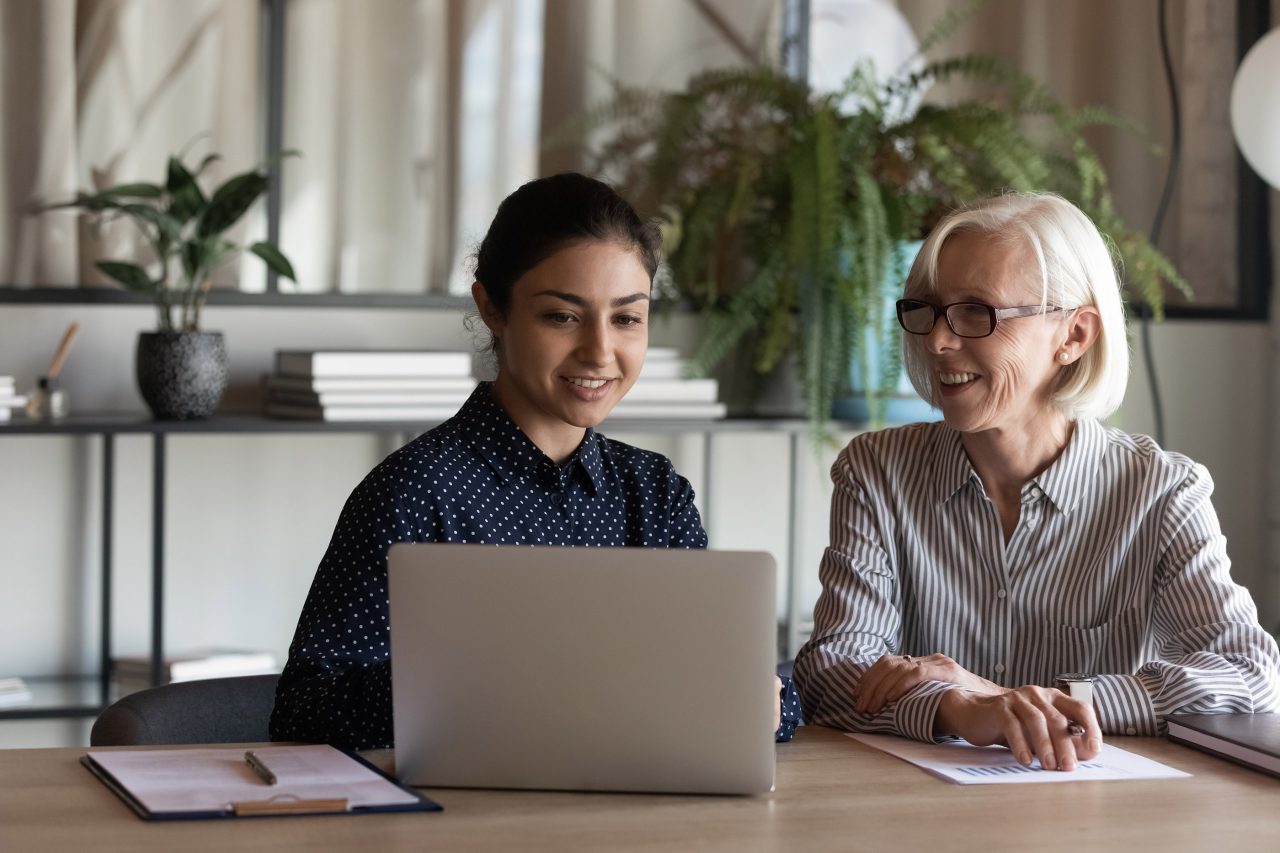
[0,376,26,423]
[113,648,278,692]
[611,348,726,420]
[263,350,477,422]
[0,676,32,707]
[262,348,723,422]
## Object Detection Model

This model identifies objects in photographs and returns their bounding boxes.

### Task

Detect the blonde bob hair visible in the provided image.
[902,192,1130,421]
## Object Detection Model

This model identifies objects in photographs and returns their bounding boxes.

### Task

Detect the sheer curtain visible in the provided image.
[279,0,779,296]
[3,0,781,294]
[278,0,547,296]
[540,0,781,177]
[898,0,1240,309]
[0,0,261,289]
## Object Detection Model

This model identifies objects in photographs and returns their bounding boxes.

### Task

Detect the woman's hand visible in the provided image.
[935,686,1103,771]
[773,675,783,732]
[854,653,1004,715]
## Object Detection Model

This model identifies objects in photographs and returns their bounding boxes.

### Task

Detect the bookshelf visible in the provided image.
[0,412,847,722]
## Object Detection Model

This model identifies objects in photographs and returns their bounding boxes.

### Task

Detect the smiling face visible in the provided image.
[915,231,1078,437]
[474,239,650,460]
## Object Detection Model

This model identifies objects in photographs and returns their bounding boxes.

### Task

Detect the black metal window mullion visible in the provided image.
[781,0,810,83]
[263,0,287,295]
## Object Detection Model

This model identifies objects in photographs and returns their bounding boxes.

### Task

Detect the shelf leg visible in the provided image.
[150,433,166,687]
[701,431,713,542]
[100,434,114,706]
[786,432,803,660]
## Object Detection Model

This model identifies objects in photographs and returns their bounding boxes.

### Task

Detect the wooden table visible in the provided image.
[1,727,1274,852]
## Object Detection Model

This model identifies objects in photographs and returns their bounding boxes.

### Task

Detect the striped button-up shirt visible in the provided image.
[794,418,1280,741]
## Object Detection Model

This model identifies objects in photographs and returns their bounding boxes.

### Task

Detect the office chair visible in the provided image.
[89,674,280,746]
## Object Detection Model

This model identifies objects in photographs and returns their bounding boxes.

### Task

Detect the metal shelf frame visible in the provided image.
[0,412,844,721]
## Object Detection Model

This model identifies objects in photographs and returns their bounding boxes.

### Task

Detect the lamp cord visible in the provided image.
[1141,0,1181,448]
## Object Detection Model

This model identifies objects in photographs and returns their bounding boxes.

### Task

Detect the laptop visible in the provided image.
[387,543,777,795]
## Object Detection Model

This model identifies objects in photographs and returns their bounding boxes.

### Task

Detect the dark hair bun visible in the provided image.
[473,173,659,316]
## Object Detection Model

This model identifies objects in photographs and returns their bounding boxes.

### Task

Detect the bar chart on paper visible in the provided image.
[848,733,1191,785]
[952,760,1104,780]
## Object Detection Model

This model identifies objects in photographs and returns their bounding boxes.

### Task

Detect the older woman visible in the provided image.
[793,192,1280,772]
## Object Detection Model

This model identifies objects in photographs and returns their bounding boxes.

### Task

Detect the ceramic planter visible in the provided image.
[832,240,940,426]
[135,331,228,420]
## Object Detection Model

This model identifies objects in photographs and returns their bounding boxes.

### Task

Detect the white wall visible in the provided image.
[1116,320,1274,631]
[0,302,1274,748]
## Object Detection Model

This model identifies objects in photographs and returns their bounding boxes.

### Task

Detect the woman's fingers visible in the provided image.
[856,655,913,713]
[865,663,924,714]
[853,655,896,713]
[1055,692,1103,760]
[1010,696,1060,769]
[856,654,927,714]
[1006,688,1085,770]
[944,686,1104,772]
[1018,696,1080,768]
[1078,720,1103,760]
[998,705,1034,766]
[857,653,1004,715]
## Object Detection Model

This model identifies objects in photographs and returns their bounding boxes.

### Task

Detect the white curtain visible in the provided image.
[280,0,781,295]
[898,0,1241,310]
[540,0,781,177]
[0,0,261,289]
[2,0,781,294]
[278,0,547,296]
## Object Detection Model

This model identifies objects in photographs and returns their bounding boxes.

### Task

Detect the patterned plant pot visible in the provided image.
[135,331,228,420]
[832,240,939,426]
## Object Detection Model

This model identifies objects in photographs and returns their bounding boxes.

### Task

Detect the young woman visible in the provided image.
[270,173,801,749]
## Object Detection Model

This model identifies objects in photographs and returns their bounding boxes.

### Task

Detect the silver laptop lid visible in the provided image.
[389,543,776,795]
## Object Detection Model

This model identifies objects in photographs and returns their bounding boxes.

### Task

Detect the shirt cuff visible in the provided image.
[894,681,961,742]
[1093,673,1159,736]
[775,676,803,742]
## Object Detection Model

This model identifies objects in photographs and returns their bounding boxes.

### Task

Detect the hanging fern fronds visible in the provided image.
[555,2,1190,441]
[686,248,786,378]
[907,0,994,64]
[544,84,663,153]
[1062,104,1158,150]
[889,54,1043,114]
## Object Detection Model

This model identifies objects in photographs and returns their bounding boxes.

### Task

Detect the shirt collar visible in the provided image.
[1029,417,1104,515]
[932,417,1104,514]
[459,382,604,494]
[933,425,977,505]
[574,432,607,493]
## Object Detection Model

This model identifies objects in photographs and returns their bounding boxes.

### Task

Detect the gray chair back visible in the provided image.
[90,674,280,746]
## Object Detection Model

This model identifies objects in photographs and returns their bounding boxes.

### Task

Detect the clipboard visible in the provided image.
[82,744,441,821]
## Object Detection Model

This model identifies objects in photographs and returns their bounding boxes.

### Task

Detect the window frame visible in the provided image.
[1159,0,1272,322]
[1,0,1270,318]
[0,0,475,309]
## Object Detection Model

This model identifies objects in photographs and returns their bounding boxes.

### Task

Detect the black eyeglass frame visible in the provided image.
[895,299,1065,339]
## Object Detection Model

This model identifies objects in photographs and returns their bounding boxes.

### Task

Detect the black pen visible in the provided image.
[1067,722,1086,738]
[244,750,277,785]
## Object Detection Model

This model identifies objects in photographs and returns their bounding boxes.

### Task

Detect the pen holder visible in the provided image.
[25,377,68,421]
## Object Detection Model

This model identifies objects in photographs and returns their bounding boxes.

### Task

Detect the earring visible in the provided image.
[1057,350,1071,363]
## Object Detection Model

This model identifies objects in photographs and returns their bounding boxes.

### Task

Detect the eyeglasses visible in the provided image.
[895,299,1064,339]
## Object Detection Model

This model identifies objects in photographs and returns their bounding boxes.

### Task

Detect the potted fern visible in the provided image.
[39,152,297,419]
[572,37,1186,438]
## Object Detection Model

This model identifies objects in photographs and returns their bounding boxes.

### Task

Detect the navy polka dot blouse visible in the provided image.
[270,382,801,749]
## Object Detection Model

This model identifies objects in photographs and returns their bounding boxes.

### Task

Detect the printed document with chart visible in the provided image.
[848,733,1190,784]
